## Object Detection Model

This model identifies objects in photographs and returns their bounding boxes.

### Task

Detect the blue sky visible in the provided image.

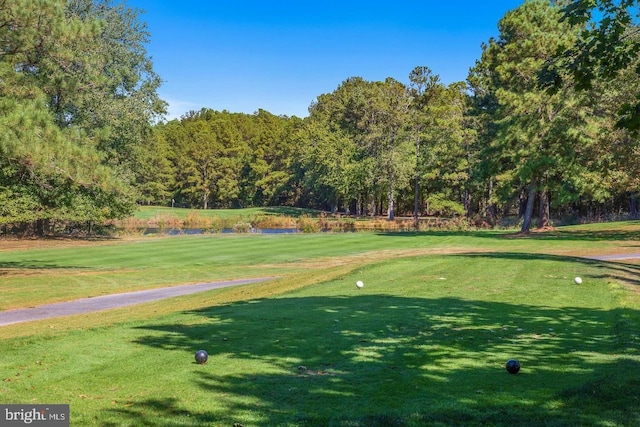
[127,1,525,119]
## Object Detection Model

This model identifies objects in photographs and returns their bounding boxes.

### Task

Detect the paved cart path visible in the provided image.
[0,277,274,327]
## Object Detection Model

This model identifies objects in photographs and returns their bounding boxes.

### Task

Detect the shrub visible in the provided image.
[297,215,320,233]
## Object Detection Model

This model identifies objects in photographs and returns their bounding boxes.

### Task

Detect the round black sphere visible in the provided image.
[195,350,208,364]
[506,358,520,374]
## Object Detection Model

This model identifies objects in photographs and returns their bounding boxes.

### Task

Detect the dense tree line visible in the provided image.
[2,0,639,235]
[144,1,640,232]
[144,108,302,209]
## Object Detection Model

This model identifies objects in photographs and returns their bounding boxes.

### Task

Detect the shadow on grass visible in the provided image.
[0,261,75,271]
[377,230,506,238]
[112,294,640,426]
[529,221,640,244]
[377,224,640,243]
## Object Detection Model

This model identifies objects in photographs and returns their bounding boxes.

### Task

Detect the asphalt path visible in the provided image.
[0,277,274,327]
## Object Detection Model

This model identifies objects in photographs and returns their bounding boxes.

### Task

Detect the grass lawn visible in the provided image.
[131,206,323,220]
[0,223,639,426]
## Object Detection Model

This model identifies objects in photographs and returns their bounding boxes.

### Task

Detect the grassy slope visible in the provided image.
[0,223,639,426]
[131,205,323,220]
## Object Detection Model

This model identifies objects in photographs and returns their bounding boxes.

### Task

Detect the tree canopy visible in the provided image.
[0,0,164,234]
[2,0,639,235]
[542,0,640,130]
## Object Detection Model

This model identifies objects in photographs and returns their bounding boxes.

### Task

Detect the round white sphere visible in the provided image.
[574,277,582,284]
[356,280,364,288]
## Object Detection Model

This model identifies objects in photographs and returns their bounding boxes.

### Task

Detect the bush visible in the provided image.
[232,221,253,233]
[297,215,320,233]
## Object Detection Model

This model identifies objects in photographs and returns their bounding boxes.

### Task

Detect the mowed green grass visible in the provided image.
[1,224,639,426]
[132,205,322,220]
[0,225,636,310]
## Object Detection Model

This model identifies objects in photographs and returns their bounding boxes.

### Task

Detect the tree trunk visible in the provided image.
[413,173,419,225]
[631,192,638,219]
[486,177,496,224]
[538,188,550,229]
[414,137,420,226]
[518,187,527,219]
[35,219,45,237]
[203,190,209,210]
[520,181,536,233]
[388,172,395,221]
[463,187,471,218]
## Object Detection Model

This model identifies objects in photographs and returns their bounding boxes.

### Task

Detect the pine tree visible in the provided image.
[470,0,590,232]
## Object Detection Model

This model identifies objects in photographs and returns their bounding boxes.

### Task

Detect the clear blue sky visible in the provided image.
[127,1,525,120]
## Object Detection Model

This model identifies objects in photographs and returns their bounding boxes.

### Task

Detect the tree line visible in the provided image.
[2,0,639,235]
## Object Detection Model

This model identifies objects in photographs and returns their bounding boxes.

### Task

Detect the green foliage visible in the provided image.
[303,76,422,218]
[541,1,640,217]
[214,70,472,220]
[156,109,300,209]
[426,193,465,216]
[543,0,640,132]
[0,0,162,233]
[5,0,638,231]
[293,120,357,210]
[414,80,473,216]
[137,0,639,224]
[470,0,601,232]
